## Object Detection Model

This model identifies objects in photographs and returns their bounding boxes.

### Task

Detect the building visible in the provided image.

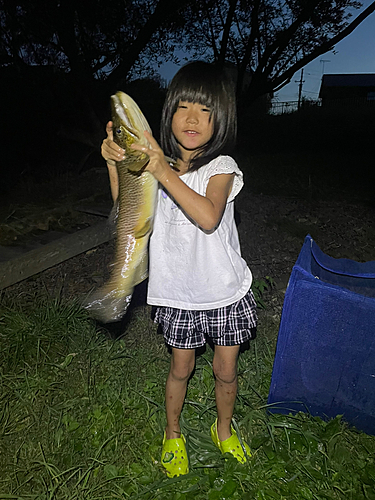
[319,73,375,107]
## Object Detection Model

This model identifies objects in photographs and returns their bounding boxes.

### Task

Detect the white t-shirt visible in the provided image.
[147,155,252,310]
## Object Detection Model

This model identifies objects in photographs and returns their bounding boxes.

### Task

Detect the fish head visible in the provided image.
[111,92,152,169]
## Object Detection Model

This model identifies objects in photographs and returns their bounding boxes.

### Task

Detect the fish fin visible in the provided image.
[134,219,152,239]
[83,288,133,323]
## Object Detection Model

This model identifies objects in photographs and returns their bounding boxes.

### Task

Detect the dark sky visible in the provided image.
[158,1,375,104]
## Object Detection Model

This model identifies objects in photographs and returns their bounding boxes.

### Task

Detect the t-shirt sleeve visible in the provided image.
[203,156,244,203]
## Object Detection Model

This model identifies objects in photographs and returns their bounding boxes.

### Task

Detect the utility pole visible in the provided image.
[296,69,304,110]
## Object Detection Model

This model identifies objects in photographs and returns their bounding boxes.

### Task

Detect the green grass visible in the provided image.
[1,295,375,499]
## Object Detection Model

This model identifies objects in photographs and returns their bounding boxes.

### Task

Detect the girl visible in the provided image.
[101,61,257,477]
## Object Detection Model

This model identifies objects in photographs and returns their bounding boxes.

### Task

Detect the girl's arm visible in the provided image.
[161,169,233,232]
[132,131,234,232]
[101,121,127,202]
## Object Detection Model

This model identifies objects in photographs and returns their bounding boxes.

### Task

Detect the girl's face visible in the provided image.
[171,101,214,162]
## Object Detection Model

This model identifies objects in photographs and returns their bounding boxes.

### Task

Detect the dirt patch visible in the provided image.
[237,192,375,289]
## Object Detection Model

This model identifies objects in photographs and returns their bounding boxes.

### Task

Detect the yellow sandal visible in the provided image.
[211,419,251,464]
[161,432,189,477]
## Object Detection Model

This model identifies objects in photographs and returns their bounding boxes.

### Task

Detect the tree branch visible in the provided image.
[203,0,220,60]
[218,0,238,64]
[236,0,261,93]
[270,1,375,94]
[259,0,321,74]
[106,0,188,90]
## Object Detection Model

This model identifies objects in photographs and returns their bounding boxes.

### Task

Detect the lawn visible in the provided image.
[1,291,375,499]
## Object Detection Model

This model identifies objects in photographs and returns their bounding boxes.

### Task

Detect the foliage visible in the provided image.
[0,0,182,84]
[165,0,373,101]
[1,296,375,499]
[251,276,276,309]
[1,0,374,101]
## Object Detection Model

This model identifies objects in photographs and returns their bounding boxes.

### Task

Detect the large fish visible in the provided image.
[84,92,157,322]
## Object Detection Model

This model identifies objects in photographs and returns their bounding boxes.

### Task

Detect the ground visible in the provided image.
[1,167,375,318]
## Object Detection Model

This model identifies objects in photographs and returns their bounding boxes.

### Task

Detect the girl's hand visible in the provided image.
[101,121,125,165]
[131,130,172,183]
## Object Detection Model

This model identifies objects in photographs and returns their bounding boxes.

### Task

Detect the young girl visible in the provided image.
[101,61,257,477]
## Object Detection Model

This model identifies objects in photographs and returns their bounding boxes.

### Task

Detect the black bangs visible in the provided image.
[160,61,237,172]
[167,62,225,110]
[174,86,214,108]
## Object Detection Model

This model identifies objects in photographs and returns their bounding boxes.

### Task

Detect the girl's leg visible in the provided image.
[212,344,240,441]
[165,347,196,439]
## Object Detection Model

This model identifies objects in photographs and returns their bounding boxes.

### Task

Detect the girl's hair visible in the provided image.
[160,61,237,171]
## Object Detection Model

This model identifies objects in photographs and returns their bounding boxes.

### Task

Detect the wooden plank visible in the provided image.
[0,220,114,290]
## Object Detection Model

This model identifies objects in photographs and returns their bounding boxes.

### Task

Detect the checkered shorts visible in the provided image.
[154,289,257,349]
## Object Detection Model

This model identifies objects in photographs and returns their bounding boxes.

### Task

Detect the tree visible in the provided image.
[0,0,186,88]
[176,0,375,103]
[2,0,373,104]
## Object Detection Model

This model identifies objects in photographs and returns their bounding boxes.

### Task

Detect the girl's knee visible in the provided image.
[170,350,195,381]
[169,364,193,382]
[213,345,239,384]
[212,359,237,384]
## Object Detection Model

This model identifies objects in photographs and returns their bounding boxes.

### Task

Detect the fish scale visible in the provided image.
[83,92,157,323]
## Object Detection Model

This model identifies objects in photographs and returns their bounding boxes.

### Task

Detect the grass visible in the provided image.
[1,293,375,499]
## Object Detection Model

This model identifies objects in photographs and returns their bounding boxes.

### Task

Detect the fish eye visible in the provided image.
[116,128,122,135]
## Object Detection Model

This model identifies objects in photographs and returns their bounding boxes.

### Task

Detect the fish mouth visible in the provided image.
[111,91,152,151]
[112,94,140,140]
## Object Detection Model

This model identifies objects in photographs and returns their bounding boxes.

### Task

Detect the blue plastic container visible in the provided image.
[268,235,375,434]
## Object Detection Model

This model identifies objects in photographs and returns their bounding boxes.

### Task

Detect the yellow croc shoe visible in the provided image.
[211,419,251,464]
[161,432,189,477]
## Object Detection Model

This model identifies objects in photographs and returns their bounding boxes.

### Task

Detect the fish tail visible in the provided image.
[82,285,133,323]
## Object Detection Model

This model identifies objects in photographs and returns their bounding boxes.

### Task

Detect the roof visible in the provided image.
[320,74,375,88]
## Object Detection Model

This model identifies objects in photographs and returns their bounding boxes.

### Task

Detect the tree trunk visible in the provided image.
[218,0,238,65]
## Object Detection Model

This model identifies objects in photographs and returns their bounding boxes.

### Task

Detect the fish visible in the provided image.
[83,91,157,323]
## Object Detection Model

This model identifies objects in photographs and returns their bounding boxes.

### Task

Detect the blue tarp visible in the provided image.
[268,235,375,434]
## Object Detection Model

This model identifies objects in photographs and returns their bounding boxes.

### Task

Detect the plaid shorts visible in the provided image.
[154,289,257,349]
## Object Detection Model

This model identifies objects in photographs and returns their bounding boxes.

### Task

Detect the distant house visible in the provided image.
[319,74,375,107]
